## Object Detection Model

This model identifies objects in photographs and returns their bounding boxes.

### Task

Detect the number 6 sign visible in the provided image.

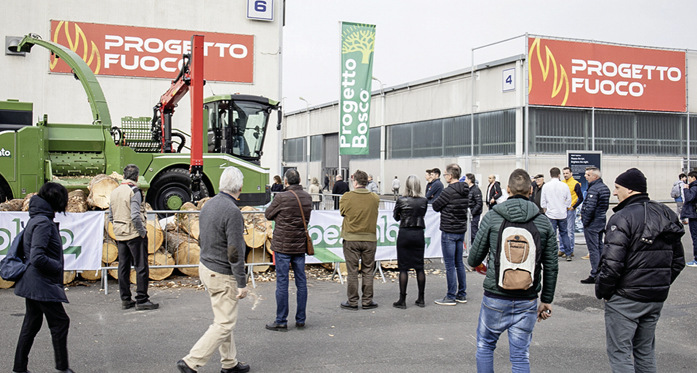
[247,0,274,21]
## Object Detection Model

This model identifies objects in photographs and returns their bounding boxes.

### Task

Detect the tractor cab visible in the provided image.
[204,94,280,164]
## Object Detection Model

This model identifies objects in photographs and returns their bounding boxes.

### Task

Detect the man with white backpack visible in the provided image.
[468,169,559,372]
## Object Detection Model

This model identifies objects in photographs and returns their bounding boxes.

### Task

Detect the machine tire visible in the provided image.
[146,168,209,211]
[0,177,12,203]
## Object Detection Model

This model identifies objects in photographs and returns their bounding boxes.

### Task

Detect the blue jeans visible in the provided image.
[689,219,697,261]
[548,218,571,256]
[584,226,604,277]
[441,232,466,299]
[559,209,576,254]
[476,295,538,373]
[274,252,307,324]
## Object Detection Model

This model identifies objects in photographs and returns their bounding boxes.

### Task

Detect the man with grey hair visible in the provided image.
[177,166,250,373]
[109,164,158,311]
[366,175,379,194]
[580,166,610,284]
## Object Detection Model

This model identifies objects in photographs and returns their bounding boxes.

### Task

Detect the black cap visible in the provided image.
[534,174,544,179]
[615,168,647,193]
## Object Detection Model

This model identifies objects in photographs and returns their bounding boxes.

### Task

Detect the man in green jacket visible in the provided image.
[339,170,380,310]
[467,168,558,372]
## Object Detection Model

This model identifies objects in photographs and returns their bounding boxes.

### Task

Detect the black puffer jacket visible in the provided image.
[596,194,685,302]
[393,196,427,229]
[14,196,68,303]
[265,184,312,255]
[581,178,611,229]
[432,182,469,233]
[468,184,483,216]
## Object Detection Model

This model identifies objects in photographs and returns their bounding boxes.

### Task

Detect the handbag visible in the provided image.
[288,190,314,255]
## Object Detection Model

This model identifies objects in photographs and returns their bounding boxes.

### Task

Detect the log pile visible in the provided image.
[1,174,279,289]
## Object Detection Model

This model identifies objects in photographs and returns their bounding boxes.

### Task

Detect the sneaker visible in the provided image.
[558,251,564,257]
[265,322,288,332]
[580,276,596,284]
[687,260,697,267]
[135,300,159,310]
[581,254,590,260]
[455,296,467,304]
[434,297,457,306]
[121,300,136,310]
[566,255,572,262]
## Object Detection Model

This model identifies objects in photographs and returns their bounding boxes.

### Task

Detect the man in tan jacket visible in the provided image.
[109,164,158,310]
[339,170,380,310]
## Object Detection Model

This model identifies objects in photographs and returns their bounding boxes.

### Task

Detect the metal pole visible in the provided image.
[592,107,596,151]
[299,97,310,188]
[373,76,386,194]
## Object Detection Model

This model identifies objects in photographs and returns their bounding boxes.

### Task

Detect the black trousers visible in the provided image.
[117,236,150,303]
[14,298,70,371]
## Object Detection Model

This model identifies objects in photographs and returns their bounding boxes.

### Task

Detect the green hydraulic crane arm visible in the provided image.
[15,33,112,127]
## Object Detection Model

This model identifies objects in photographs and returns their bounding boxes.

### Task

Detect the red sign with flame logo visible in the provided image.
[49,20,254,83]
[528,38,685,112]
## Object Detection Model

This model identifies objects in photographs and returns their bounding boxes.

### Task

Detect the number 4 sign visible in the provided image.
[503,68,515,92]
[247,0,274,21]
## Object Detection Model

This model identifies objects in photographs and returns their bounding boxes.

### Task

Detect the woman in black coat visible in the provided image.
[392,175,428,309]
[13,182,74,373]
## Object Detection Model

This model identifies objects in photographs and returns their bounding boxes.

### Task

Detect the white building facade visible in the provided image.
[284,35,697,201]
[2,0,284,178]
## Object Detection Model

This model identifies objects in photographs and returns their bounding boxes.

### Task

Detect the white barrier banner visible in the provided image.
[0,212,104,271]
[305,209,443,264]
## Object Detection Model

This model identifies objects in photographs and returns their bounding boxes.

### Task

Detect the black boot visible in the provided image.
[393,293,407,309]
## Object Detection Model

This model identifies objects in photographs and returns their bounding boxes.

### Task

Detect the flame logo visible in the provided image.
[528,38,568,106]
[50,21,101,74]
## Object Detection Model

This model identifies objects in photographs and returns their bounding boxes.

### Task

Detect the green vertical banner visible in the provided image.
[340,22,376,155]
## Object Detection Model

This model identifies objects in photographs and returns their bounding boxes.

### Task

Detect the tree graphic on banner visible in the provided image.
[342,26,375,64]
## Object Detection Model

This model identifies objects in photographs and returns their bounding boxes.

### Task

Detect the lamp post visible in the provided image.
[299,96,311,189]
[372,76,386,195]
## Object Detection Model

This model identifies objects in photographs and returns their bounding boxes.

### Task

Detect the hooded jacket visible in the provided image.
[467,196,558,304]
[432,181,469,233]
[14,196,68,303]
[596,194,685,302]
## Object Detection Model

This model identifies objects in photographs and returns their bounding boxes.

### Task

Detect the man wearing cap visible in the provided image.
[425,168,444,204]
[561,167,584,258]
[580,167,611,283]
[597,168,685,372]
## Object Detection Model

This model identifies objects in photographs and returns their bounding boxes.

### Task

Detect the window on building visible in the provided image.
[310,135,322,161]
[283,137,306,162]
[528,108,589,153]
[387,109,515,158]
[352,127,381,159]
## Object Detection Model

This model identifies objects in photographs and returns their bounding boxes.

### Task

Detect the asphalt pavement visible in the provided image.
[2,235,697,373]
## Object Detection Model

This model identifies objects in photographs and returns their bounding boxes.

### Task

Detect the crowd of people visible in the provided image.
[8,164,688,373]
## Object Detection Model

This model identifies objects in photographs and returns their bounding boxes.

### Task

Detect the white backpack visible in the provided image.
[495,216,541,290]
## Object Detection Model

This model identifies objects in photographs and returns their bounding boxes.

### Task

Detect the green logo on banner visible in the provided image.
[340,22,376,155]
